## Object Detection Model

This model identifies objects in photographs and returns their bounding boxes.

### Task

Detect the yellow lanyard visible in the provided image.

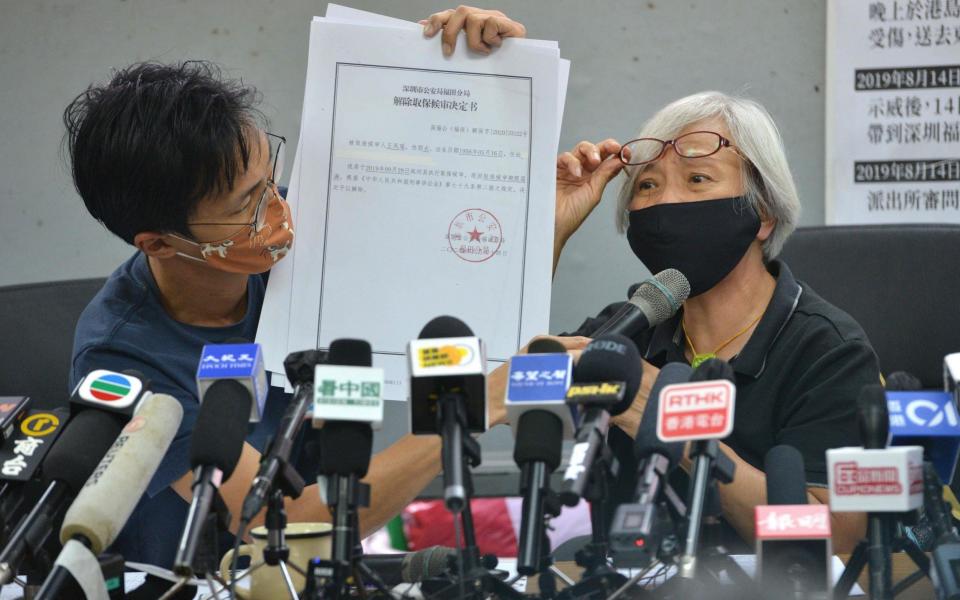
[683,312,763,369]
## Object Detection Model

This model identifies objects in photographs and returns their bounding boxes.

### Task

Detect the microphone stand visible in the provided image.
[555,445,629,600]
[834,464,939,600]
[832,511,930,600]
[418,394,524,600]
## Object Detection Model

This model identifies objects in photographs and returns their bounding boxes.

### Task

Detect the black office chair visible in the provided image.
[779,224,960,388]
[0,278,106,410]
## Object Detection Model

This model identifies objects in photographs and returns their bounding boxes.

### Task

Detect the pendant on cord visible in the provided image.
[690,353,717,370]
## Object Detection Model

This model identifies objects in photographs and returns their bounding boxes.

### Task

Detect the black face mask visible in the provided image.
[626,196,761,297]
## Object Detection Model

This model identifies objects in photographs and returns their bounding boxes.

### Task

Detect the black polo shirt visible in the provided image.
[566,260,881,546]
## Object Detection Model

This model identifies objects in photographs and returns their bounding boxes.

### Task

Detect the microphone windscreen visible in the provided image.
[764,444,808,505]
[191,379,250,477]
[527,338,567,354]
[318,421,374,477]
[42,409,126,492]
[514,411,564,470]
[690,357,736,383]
[223,337,251,344]
[60,394,183,554]
[574,334,642,416]
[631,269,691,326]
[858,383,889,449]
[401,546,455,583]
[885,370,923,391]
[419,315,474,339]
[328,339,373,367]
[634,362,693,462]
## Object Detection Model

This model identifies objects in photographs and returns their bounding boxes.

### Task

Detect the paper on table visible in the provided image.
[266,18,560,400]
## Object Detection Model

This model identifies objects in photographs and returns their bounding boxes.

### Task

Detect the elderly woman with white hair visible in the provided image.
[554,93,876,553]
[422,7,877,553]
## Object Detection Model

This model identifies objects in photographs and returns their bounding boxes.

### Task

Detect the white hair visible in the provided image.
[615,91,801,260]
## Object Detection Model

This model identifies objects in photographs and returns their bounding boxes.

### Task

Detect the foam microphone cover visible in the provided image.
[42,409,127,492]
[419,315,474,339]
[190,379,250,478]
[328,338,373,367]
[318,421,374,477]
[527,338,568,355]
[514,411,564,470]
[858,383,889,450]
[885,371,923,391]
[60,394,183,554]
[764,445,808,505]
[574,334,643,416]
[634,362,693,463]
[690,357,736,383]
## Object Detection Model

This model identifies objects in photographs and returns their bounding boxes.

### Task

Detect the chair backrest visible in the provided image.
[0,278,106,410]
[778,224,960,388]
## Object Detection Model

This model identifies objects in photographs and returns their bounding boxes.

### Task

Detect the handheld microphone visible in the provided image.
[559,334,643,506]
[36,394,183,599]
[0,409,126,585]
[173,380,250,576]
[240,349,324,524]
[70,369,151,417]
[592,269,690,338]
[197,341,268,422]
[609,362,692,567]
[509,338,570,575]
[755,445,831,600]
[408,316,487,513]
[362,546,456,586]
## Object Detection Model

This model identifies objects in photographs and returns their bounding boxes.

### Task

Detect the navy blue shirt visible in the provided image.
[70,252,304,567]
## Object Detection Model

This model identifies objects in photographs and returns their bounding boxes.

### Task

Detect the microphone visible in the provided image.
[673,358,737,580]
[70,368,151,416]
[755,445,831,600]
[313,339,384,430]
[314,339,380,576]
[945,353,960,399]
[592,269,690,338]
[172,380,251,576]
[559,334,643,506]
[408,316,487,512]
[362,546,456,586]
[828,384,924,599]
[609,362,693,567]
[36,394,183,599]
[0,396,31,443]
[240,349,324,524]
[196,341,268,422]
[508,338,571,575]
[0,408,126,585]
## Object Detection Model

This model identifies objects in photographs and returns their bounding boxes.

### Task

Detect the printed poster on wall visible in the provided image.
[826,0,960,224]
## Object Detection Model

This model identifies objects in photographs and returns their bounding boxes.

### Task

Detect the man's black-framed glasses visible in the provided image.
[618,131,734,166]
[189,132,286,236]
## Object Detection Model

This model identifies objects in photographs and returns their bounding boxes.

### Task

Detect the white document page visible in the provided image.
[273,19,559,400]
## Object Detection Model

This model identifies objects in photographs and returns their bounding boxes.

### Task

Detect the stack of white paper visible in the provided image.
[257,5,569,400]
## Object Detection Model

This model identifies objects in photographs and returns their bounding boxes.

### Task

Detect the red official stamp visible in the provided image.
[447,208,503,263]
